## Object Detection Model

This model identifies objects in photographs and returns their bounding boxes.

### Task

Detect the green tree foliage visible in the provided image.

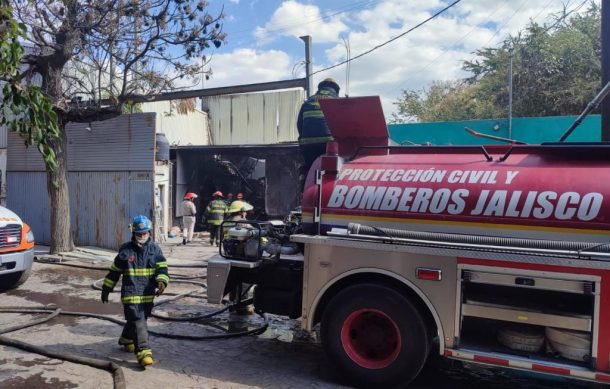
[392,3,601,123]
[0,0,60,171]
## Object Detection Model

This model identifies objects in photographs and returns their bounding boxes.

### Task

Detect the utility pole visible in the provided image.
[602,0,610,141]
[508,46,514,139]
[300,35,313,97]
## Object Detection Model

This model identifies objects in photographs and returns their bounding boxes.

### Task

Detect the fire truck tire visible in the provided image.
[0,268,31,291]
[321,283,429,387]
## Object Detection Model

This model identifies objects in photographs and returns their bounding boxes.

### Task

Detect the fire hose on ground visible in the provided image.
[0,258,269,389]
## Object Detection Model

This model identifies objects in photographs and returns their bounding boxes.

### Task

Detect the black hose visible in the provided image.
[0,305,125,389]
[348,223,610,253]
[0,336,126,389]
[0,304,268,340]
[91,278,208,291]
[0,306,62,334]
[35,257,207,270]
[34,257,109,270]
[1,255,270,386]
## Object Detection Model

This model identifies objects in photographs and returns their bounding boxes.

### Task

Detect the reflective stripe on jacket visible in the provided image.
[297,87,338,144]
[206,199,227,225]
[102,239,170,305]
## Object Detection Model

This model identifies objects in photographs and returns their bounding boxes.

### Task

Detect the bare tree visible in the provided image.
[9,0,225,253]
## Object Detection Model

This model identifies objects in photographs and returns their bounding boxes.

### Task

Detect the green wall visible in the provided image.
[388,115,601,145]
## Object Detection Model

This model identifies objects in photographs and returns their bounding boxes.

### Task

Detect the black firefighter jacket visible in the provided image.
[102,238,170,305]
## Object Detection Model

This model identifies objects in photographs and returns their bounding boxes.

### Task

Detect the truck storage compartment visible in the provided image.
[457,267,598,368]
[224,256,304,318]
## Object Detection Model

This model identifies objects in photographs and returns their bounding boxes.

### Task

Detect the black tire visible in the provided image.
[321,283,429,388]
[0,267,32,291]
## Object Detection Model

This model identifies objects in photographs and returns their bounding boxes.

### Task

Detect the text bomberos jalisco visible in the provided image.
[327,168,603,221]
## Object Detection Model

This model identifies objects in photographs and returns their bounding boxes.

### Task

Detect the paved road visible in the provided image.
[0,239,594,388]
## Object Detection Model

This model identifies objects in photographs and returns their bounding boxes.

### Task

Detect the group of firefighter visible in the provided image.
[180,190,253,246]
[98,77,340,369]
[203,190,253,246]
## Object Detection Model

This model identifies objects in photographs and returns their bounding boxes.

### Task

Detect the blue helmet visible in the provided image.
[132,215,152,233]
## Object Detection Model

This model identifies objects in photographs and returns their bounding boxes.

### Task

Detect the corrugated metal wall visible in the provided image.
[7,113,155,249]
[203,89,304,145]
[6,172,50,243]
[0,126,7,148]
[141,100,210,146]
[66,114,156,171]
[6,132,46,172]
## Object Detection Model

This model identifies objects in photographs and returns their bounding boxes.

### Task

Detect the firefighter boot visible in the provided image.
[137,349,154,367]
[118,337,135,352]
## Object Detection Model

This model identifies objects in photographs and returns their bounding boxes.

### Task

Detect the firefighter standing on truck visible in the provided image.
[297,78,340,182]
[101,215,169,367]
[206,191,227,246]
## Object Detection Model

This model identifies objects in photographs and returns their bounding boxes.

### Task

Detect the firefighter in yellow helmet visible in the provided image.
[296,78,340,182]
[223,200,254,237]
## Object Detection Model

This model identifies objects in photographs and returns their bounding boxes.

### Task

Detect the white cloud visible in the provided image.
[254,0,348,44]
[202,48,294,87]
[197,0,599,120]
[308,0,598,117]
[229,0,239,3]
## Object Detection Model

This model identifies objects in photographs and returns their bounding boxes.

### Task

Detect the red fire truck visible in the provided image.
[208,97,610,387]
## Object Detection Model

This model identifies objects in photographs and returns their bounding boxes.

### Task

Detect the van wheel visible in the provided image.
[0,268,31,291]
[321,283,429,387]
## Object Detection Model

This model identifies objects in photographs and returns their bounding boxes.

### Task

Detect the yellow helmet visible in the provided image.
[228,200,253,214]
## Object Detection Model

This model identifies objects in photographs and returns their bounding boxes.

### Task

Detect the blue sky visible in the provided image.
[199,0,598,117]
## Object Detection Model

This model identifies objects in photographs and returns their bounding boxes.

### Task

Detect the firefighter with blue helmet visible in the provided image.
[101,215,169,367]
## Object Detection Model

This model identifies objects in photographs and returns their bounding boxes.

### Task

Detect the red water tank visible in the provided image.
[302,144,610,243]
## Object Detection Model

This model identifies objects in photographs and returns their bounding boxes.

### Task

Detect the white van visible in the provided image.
[0,206,35,290]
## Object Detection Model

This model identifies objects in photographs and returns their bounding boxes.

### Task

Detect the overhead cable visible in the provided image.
[311,0,462,76]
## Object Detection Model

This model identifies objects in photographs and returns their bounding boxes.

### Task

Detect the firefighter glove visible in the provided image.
[156,281,166,296]
[101,289,110,304]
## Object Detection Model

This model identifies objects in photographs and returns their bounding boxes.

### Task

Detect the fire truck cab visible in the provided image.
[208,97,610,387]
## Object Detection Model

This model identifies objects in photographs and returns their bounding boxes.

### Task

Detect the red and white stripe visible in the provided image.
[444,349,610,384]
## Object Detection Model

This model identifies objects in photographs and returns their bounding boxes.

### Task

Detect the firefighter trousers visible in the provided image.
[120,303,153,352]
[209,224,222,244]
[299,142,327,191]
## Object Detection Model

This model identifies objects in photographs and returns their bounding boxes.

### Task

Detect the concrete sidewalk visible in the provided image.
[35,232,219,267]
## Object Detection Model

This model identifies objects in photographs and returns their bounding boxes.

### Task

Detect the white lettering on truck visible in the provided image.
[327,185,603,222]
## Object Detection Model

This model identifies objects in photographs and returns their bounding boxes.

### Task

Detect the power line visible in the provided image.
[479,0,530,49]
[543,0,589,33]
[311,0,462,76]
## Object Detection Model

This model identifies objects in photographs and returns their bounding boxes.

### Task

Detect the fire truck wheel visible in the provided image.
[321,283,429,387]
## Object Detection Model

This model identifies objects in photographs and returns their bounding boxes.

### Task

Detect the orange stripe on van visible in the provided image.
[0,223,34,253]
